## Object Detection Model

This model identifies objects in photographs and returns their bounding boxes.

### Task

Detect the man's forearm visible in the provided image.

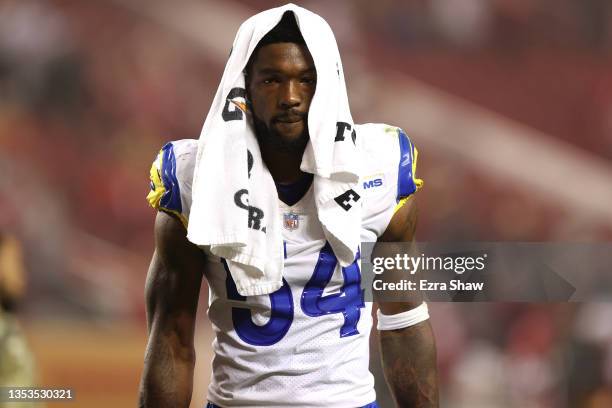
[379,320,438,408]
[139,333,195,408]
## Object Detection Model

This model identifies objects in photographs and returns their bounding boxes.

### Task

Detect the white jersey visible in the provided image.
[147,124,422,408]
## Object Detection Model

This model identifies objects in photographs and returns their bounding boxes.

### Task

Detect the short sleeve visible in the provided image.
[394,128,423,213]
[146,140,197,227]
[357,123,423,238]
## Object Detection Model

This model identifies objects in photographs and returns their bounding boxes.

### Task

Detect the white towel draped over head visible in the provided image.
[187,3,362,296]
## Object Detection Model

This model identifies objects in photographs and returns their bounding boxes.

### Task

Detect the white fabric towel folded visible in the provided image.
[187,3,362,296]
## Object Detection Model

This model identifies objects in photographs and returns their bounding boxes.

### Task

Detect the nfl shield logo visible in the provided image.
[283,212,300,231]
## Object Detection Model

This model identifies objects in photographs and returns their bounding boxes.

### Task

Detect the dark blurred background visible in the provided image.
[0,0,611,407]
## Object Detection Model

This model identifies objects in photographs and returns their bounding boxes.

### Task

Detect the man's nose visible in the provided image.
[278,80,301,108]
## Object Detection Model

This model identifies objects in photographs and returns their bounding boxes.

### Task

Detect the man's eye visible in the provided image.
[301,77,316,84]
[263,78,278,84]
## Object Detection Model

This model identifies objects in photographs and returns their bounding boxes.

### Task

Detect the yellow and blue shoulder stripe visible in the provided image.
[395,128,423,212]
[146,142,188,227]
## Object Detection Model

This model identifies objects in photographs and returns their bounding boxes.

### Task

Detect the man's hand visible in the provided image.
[375,197,439,407]
[139,212,205,408]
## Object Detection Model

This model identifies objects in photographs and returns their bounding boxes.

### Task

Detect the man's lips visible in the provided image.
[274,114,304,124]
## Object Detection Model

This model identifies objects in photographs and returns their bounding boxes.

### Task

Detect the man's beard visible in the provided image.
[252,114,309,155]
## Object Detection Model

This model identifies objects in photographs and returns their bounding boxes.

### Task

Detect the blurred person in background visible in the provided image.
[0,229,36,389]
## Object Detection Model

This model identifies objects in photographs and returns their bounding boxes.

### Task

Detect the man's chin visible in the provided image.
[272,131,309,154]
[253,116,309,154]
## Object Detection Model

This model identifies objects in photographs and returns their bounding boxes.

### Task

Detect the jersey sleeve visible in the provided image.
[146,139,198,227]
[358,124,423,238]
[394,127,424,213]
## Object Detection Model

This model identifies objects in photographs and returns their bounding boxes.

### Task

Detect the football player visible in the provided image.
[139,8,437,408]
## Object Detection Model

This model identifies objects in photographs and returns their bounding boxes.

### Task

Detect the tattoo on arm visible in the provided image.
[379,321,439,407]
[377,194,438,406]
[139,212,205,408]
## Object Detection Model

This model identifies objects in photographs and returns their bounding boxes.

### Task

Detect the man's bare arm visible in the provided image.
[375,198,439,407]
[139,212,205,408]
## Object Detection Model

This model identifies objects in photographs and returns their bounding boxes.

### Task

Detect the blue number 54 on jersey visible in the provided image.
[224,242,364,346]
